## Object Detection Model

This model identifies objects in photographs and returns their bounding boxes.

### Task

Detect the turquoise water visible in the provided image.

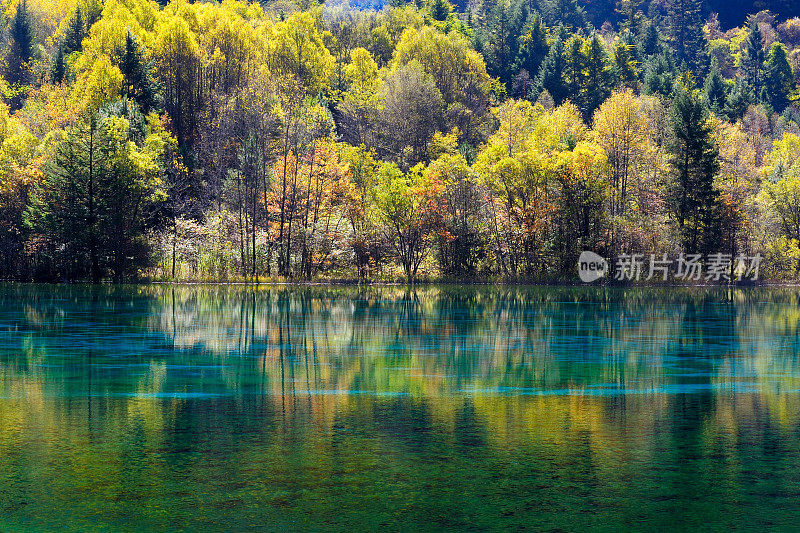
[2,285,800,531]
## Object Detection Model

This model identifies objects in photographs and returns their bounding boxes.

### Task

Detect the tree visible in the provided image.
[372,162,444,281]
[703,65,728,115]
[119,30,159,114]
[6,0,34,98]
[534,37,568,105]
[581,34,614,119]
[563,35,586,108]
[427,0,453,22]
[51,44,66,84]
[337,47,380,146]
[62,5,85,55]
[614,37,639,88]
[393,25,491,143]
[763,42,796,112]
[667,84,722,254]
[155,16,205,151]
[665,0,706,74]
[643,51,677,98]
[25,107,166,281]
[375,62,445,168]
[740,22,766,94]
[723,77,750,121]
[265,11,335,96]
[593,90,649,219]
[515,12,549,83]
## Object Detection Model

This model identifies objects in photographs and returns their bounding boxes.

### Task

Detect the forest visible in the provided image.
[0,0,799,282]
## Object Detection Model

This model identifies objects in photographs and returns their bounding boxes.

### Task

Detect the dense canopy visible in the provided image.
[1,0,800,282]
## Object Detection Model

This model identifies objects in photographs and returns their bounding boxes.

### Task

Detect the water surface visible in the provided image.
[1,284,800,530]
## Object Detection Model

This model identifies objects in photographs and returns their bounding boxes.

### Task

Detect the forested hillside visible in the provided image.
[0,0,799,282]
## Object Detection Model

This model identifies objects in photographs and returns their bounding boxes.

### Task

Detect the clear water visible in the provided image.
[1,284,800,531]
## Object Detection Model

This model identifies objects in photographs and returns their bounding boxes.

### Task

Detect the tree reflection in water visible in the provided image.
[1,285,800,530]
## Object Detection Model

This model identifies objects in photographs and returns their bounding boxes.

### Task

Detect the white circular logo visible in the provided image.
[577,251,608,283]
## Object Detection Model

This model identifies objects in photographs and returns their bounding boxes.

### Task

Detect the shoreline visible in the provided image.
[2,279,799,288]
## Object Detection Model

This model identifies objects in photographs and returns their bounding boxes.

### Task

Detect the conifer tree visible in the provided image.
[723,77,750,121]
[764,42,796,112]
[119,30,159,113]
[63,5,84,54]
[533,36,568,104]
[6,0,34,86]
[563,35,585,107]
[703,64,727,115]
[740,22,765,94]
[643,51,677,97]
[51,44,66,84]
[639,23,661,58]
[614,35,639,87]
[665,0,705,74]
[668,83,722,254]
[582,34,613,118]
[515,12,549,79]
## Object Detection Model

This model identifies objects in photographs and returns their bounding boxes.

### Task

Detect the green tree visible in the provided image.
[614,37,639,88]
[740,22,766,94]
[51,44,66,84]
[723,77,750,121]
[6,0,34,90]
[643,51,677,98]
[427,0,453,22]
[764,42,796,112]
[563,35,585,107]
[25,108,165,281]
[665,0,705,74]
[62,5,85,55]
[581,34,614,119]
[668,84,722,254]
[703,64,728,115]
[119,30,159,114]
[534,36,568,104]
[515,12,549,82]
[372,162,443,281]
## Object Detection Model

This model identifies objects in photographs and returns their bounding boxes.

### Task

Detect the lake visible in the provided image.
[1,284,800,531]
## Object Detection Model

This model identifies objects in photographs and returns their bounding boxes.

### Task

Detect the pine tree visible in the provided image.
[616,0,645,34]
[63,5,85,55]
[539,0,586,31]
[740,22,765,95]
[702,64,727,115]
[665,0,706,74]
[643,51,677,97]
[639,23,660,58]
[723,77,750,121]
[668,84,722,255]
[764,42,796,112]
[563,35,585,107]
[582,34,613,118]
[533,36,568,104]
[6,0,34,87]
[515,12,548,79]
[614,35,639,87]
[427,0,452,22]
[118,30,159,113]
[51,44,66,84]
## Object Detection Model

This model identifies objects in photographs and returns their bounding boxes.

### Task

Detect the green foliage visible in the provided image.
[668,85,722,254]
[118,30,159,113]
[703,65,728,115]
[764,42,796,112]
[25,108,165,280]
[6,0,34,89]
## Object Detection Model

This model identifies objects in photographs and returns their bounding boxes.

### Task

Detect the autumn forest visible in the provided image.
[1,0,800,282]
